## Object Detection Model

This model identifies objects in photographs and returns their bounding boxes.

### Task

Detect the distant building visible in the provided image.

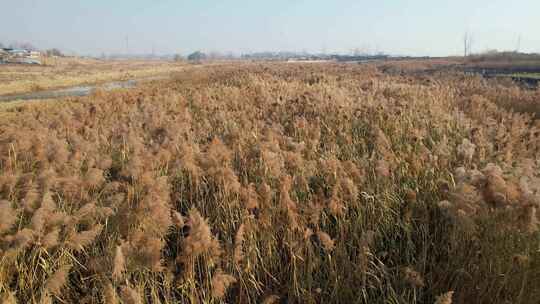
[29,51,41,58]
[0,48,42,64]
[8,49,29,57]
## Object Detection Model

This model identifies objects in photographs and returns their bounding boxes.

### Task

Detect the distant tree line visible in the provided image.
[45,48,64,57]
[467,50,540,63]
[187,51,207,62]
[184,51,237,62]
[0,41,38,50]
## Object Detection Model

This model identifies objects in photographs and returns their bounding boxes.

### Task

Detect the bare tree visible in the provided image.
[9,42,37,51]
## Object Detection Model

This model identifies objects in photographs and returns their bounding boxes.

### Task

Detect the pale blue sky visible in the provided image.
[1,0,539,56]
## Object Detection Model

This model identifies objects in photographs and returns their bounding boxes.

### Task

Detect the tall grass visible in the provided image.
[0,63,539,303]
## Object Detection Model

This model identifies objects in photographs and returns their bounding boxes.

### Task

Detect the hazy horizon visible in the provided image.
[1,0,539,57]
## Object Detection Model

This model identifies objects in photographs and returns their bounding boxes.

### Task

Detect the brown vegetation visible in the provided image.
[0,63,539,303]
[0,58,187,96]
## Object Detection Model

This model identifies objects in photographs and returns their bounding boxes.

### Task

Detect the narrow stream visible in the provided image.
[0,79,141,102]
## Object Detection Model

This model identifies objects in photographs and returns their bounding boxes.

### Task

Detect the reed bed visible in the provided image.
[0,63,539,303]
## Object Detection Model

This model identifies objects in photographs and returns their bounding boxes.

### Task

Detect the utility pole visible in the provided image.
[463,32,468,57]
[463,32,473,57]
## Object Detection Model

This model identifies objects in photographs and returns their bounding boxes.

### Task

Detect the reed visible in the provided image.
[0,62,538,303]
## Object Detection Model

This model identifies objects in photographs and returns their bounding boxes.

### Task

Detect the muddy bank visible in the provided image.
[0,75,171,103]
[0,80,139,102]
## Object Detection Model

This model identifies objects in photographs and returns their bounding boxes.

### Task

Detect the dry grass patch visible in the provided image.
[0,58,187,96]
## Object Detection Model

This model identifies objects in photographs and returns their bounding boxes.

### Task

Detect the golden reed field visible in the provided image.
[0,63,539,303]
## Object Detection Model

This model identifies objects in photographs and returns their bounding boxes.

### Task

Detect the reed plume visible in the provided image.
[172,211,185,229]
[120,285,142,304]
[66,224,103,252]
[0,200,17,234]
[211,269,236,299]
[45,265,71,295]
[112,244,126,282]
[317,231,335,253]
[233,223,246,264]
[180,208,221,262]
[103,282,119,304]
[403,267,425,288]
[434,291,454,304]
